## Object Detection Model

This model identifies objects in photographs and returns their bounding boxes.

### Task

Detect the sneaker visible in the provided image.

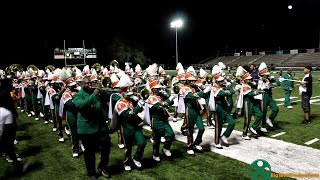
[118,144,125,149]
[162,148,172,157]
[14,139,19,145]
[187,149,194,155]
[221,136,229,145]
[40,112,44,117]
[49,120,53,123]
[249,127,258,135]
[124,165,132,171]
[101,170,110,178]
[213,143,223,149]
[21,109,24,112]
[153,155,161,162]
[17,107,20,109]
[28,114,32,117]
[31,111,35,116]
[58,137,65,142]
[44,121,49,124]
[266,118,274,127]
[6,157,22,163]
[64,127,70,136]
[150,138,154,144]
[287,106,293,109]
[133,159,142,168]
[72,153,79,158]
[195,145,203,151]
[53,128,57,132]
[242,135,251,140]
[35,117,39,121]
[302,120,311,124]
[160,137,166,143]
[260,127,268,133]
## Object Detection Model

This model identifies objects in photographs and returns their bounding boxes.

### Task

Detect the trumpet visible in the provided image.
[172,84,180,94]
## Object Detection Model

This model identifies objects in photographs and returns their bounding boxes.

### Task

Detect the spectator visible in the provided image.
[299,65,313,124]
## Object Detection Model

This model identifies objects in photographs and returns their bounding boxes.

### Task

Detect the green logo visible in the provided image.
[249,159,272,180]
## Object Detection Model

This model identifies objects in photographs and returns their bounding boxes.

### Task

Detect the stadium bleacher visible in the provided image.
[254,54,294,67]
[282,52,320,67]
[232,55,264,66]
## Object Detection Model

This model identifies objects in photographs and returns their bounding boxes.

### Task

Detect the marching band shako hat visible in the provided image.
[83,65,91,76]
[135,64,143,76]
[125,64,130,73]
[116,74,133,96]
[212,65,224,82]
[258,62,270,76]
[110,73,119,88]
[65,77,76,87]
[149,79,163,89]
[186,66,196,76]
[158,66,166,76]
[236,66,252,80]
[218,62,226,70]
[177,67,185,81]
[199,68,208,78]
[185,72,196,81]
[146,63,159,77]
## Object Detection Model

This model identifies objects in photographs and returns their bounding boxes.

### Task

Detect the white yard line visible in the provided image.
[305,138,320,145]
[271,132,286,137]
[144,120,320,180]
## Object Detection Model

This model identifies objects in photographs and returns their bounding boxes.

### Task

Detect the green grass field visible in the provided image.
[1,70,318,180]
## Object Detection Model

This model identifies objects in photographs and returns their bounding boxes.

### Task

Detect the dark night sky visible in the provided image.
[3,0,320,69]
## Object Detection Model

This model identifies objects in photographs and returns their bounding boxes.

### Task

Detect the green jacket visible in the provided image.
[118,101,143,127]
[73,89,109,135]
[185,91,204,113]
[281,73,294,90]
[149,96,173,121]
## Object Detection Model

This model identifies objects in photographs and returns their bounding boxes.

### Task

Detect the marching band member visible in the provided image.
[146,79,177,162]
[24,74,40,120]
[60,75,81,158]
[113,74,146,171]
[257,62,279,131]
[180,72,211,155]
[236,66,263,140]
[209,65,235,148]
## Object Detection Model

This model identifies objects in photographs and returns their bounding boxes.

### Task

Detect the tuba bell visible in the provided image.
[110,59,119,68]
[45,65,55,73]
[6,64,24,77]
[173,84,180,94]
[27,64,39,73]
[101,76,111,88]
[92,63,101,72]
[140,88,150,100]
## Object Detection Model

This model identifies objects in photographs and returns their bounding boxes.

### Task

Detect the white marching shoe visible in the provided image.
[118,144,125,149]
[195,145,203,151]
[65,127,70,136]
[31,111,35,116]
[242,135,251,140]
[187,149,195,155]
[221,136,229,145]
[40,112,44,118]
[287,106,293,109]
[213,143,223,149]
[72,153,79,158]
[249,127,258,135]
[266,118,274,127]
[124,165,132,171]
[52,128,57,132]
[153,155,161,162]
[260,127,268,133]
[160,137,166,143]
[162,148,172,157]
[58,137,65,142]
[133,159,142,168]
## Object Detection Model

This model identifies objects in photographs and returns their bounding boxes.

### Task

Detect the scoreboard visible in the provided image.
[54,48,97,59]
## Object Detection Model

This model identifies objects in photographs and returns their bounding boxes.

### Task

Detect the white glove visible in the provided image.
[130,95,139,101]
[203,86,211,93]
[168,94,176,101]
[138,100,145,107]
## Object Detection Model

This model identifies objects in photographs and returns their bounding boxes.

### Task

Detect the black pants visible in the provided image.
[0,124,20,167]
[79,133,111,176]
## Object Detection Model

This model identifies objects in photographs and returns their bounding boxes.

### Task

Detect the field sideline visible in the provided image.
[0,70,319,180]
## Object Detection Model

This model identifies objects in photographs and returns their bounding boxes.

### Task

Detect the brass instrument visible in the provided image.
[140,88,150,100]
[6,64,24,77]
[101,76,111,88]
[27,64,39,73]
[110,59,119,68]
[173,84,180,94]
[45,65,55,72]
[92,63,101,72]
[206,74,213,83]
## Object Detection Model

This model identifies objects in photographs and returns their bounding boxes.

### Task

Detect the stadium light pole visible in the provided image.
[171,19,183,65]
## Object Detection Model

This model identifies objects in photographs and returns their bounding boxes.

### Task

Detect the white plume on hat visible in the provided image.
[110,73,119,83]
[199,68,208,78]
[16,71,22,78]
[146,63,158,76]
[59,68,68,81]
[46,69,51,74]
[117,70,126,79]
[100,65,104,71]
[91,69,97,76]
[116,74,133,88]
[176,62,183,71]
[186,66,196,76]
[109,65,114,72]
[83,65,91,75]
[53,68,61,77]
[135,64,142,73]
[177,67,185,75]
[218,62,226,70]
[103,67,109,76]
[125,64,130,72]
[47,72,54,80]
[258,62,270,75]
[37,70,45,77]
[158,66,166,75]
[114,66,120,73]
